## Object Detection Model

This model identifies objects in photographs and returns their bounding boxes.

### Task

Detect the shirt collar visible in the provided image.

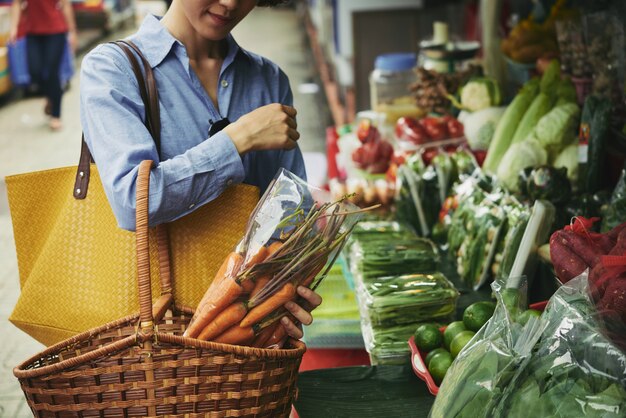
[134,14,249,71]
[133,15,178,68]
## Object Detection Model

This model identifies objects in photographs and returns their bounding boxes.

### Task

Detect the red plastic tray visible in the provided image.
[409,301,548,396]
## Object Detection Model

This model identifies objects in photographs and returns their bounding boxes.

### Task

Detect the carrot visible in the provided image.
[196,302,248,341]
[264,323,287,348]
[266,241,284,257]
[240,282,297,328]
[184,252,243,338]
[243,245,269,270]
[185,278,245,338]
[250,275,271,299]
[214,324,255,345]
[251,322,278,348]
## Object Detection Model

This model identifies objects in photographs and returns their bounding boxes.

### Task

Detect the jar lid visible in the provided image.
[374,53,417,71]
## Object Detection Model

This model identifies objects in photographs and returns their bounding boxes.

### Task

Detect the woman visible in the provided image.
[79,0,319,340]
[9,0,77,130]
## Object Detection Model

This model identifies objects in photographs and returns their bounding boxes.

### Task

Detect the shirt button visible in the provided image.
[221,79,229,88]
[188,203,195,209]
[226,179,233,186]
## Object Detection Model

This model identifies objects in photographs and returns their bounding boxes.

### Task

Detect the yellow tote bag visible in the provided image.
[6,40,259,346]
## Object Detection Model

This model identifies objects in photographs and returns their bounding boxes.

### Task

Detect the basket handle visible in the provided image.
[136,160,157,334]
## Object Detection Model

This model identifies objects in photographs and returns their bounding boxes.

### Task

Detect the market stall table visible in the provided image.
[294,365,434,418]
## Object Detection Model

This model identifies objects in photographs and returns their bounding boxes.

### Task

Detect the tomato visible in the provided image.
[445,117,464,138]
[472,150,487,167]
[356,119,380,144]
[396,117,428,144]
[420,117,447,141]
[421,148,439,165]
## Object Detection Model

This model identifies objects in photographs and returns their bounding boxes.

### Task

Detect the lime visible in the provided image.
[450,330,476,358]
[443,321,466,349]
[414,324,443,352]
[463,301,496,332]
[517,309,542,325]
[428,351,453,385]
[425,347,448,368]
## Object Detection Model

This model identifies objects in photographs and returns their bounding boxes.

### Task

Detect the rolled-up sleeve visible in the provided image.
[80,45,245,231]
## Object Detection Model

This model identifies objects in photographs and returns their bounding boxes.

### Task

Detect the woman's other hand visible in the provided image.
[225,103,300,154]
[280,285,322,340]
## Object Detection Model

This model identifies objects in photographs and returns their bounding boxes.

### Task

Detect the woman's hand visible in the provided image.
[225,103,300,154]
[280,286,322,340]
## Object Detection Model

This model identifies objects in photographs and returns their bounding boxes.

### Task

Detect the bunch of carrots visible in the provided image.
[183,198,363,348]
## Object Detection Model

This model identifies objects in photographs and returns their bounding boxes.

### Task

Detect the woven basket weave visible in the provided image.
[14,160,306,417]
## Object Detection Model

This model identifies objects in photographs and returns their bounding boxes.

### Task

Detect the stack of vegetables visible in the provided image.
[442,174,532,290]
[483,59,581,192]
[395,149,479,238]
[347,221,459,365]
[184,169,363,348]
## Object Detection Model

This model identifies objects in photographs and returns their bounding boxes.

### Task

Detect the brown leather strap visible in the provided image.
[73,39,161,199]
[73,134,93,199]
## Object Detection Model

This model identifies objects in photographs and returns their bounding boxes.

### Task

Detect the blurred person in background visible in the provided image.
[80,0,318,341]
[9,0,77,131]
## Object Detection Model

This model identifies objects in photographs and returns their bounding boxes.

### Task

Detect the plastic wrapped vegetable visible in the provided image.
[456,201,507,290]
[495,273,626,417]
[361,272,459,327]
[533,102,580,156]
[430,278,545,418]
[184,169,363,347]
[462,106,507,151]
[496,138,548,192]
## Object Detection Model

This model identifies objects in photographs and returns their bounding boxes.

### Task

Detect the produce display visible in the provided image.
[346,220,459,365]
[496,276,626,418]
[395,150,479,238]
[184,169,363,348]
[430,279,546,418]
[309,3,626,414]
[412,300,497,385]
[485,60,581,192]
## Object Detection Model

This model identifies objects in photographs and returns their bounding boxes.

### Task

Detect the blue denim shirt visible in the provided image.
[80,15,306,231]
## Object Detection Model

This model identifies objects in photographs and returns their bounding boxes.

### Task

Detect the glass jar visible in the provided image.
[369,53,420,123]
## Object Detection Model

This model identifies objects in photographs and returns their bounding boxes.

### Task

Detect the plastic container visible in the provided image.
[369,53,418,120]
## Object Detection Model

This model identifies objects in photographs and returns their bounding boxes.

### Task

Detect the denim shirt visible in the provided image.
[80,15,306,231]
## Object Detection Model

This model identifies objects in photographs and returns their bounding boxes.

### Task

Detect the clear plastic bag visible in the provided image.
[184,169,362,347]
[429,277,544,418]
[495,273,626,418]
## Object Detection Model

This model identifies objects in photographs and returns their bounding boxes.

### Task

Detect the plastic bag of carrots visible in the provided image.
[184,169,365,348]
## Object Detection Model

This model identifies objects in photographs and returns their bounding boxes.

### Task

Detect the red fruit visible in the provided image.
[420,117,447,140]
[422,148,439,165]
[357,119,380,144]
[396,117,428,144]
[445,117,464,138]
[352,147,365,166]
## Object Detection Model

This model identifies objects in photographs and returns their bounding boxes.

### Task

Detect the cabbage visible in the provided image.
[553,143,578,183]
[459,77,502,112]
[496,138,548,192]
[534,103,580,152]
[463,106,507,150]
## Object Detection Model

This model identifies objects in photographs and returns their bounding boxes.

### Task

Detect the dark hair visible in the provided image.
[257,0,290,6]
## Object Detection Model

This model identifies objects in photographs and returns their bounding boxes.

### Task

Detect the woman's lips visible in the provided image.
[208,12,232,26]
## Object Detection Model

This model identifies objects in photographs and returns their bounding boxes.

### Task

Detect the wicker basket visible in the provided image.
[13,160,306,417]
